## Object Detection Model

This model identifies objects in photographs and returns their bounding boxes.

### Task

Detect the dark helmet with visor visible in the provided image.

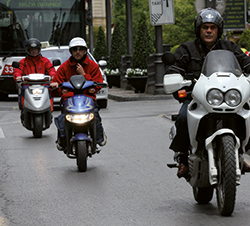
[25,38,41,57]
[195,8,224,38]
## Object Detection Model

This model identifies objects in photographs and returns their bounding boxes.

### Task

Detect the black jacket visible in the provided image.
[166,38,250,101]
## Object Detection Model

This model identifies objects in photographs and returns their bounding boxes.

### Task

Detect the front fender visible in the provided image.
[70,133,92,143]
[205,129,241,185]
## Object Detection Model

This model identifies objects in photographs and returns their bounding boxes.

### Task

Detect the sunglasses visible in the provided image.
[71,46,85,52]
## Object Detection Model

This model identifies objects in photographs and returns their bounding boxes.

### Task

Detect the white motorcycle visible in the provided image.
[163,50,250,216]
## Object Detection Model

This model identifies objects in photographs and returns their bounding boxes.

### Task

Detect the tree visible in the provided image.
[108,21,126,70]
[93,26,107,62]
[112,0,196,49]
[132,11,154,70]
[162,0,196,47]
[239,29,250,51]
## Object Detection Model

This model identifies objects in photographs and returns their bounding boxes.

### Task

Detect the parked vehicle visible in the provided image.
[0,1,87,100]
[54,74,107,172]
[163,50,250,216]
[12,61,57,138]
[41,45,108,108]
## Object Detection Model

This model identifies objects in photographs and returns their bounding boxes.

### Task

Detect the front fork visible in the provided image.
[205,129,241,185]
[65,121,97,157]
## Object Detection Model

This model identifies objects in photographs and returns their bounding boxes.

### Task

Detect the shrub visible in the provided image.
[93,26,107,62]
[132,11,154,71]
[108,21,126,70]
[239,29,250,51]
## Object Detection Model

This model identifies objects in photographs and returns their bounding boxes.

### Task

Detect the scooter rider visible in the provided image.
[13,38,56,110]
[51,37,107,149]
[166,8,250,178]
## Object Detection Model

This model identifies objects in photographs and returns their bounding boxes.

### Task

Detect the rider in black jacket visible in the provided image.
[166,8,250,178]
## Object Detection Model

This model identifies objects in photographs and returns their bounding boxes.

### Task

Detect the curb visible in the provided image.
[108,92,173,102]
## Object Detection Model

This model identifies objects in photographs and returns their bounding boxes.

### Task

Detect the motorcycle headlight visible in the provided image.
[30,88,44,95]
[207,89,223,106]
[225,89,241,107]
[66,113,95,123]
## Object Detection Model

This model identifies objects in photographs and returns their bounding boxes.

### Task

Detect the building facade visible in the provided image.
[93,0,107,28]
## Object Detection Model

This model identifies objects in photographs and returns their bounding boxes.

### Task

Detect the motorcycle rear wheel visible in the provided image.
[193,186,214,204]
[216,134,236,216]
[33,114,43,138]
[76,141,88,172]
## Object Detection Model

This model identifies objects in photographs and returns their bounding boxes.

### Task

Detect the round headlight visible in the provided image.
[207,89,223,106]
[225,89,241,107]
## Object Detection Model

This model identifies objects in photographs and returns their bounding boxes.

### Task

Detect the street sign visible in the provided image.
[223,0,246,31]
[149,0,175,26]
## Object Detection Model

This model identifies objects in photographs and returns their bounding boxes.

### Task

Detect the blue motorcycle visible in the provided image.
[54,75,107,172]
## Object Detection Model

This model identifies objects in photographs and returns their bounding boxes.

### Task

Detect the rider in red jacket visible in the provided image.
[13,38,56,82]
[13,38,56,110]
[51,37,107,150]
[52,47,103,101]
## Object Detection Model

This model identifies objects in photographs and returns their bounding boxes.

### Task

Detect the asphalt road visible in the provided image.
[0,97,250,226]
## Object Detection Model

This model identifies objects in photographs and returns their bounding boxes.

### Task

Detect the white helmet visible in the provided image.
[69,37,87,52]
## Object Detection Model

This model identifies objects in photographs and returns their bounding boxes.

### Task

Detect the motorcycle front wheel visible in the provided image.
[33,114,43,138]
[76,140,88,172]
[216,134,236,216]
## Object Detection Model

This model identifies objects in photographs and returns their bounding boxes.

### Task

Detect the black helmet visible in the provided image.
[25,38,41,56]
[195,8,223,39]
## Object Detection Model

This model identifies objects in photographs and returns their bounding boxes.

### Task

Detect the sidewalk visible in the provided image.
[108,87,173,102]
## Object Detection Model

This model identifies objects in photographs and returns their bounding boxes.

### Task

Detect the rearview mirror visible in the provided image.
[12,61,20,68]
[52,59,61,67]
[162,51,176,66]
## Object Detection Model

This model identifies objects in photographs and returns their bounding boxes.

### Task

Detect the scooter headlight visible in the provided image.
[207,89,223,106]
[66,113,95,124]
[225,89,241,107]
[30,88,44,95]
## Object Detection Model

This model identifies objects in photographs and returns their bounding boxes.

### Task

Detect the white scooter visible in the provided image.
[163,50,250,216]
[12,60,59,138]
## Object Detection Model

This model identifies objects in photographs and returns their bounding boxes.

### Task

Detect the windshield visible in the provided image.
[0,0,86,57]
[41,48,70,63]
[201,50,242,77]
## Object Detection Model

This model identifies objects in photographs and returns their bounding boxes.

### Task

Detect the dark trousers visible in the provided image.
[55,102,104,146]
[94,102,104,144]
[169,100,191,153]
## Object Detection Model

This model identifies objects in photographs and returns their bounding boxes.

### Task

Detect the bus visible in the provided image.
[0,0,86,99]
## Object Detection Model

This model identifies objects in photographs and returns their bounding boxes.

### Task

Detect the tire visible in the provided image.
[97,99,108,109]
[216,134,237,216]
[193,186,214,204]
[76,141,88,172]
[33,114,43,138]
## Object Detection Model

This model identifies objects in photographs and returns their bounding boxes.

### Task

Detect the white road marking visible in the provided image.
[0,127,5,138]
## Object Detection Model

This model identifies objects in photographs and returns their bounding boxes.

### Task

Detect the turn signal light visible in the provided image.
[62,89,69,94]
[88,88,95,94]
[178,90,187,98]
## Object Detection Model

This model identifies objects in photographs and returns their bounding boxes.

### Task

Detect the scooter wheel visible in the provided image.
[76,141,88,172]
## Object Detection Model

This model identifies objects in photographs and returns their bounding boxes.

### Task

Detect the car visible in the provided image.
[41,45,108,108]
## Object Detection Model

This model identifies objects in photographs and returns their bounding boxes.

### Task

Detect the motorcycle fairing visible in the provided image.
[24,86,51,112]
[62,80,94,90]
[64,95,94,113]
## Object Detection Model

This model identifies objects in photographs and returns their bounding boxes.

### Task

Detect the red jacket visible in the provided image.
[52,55,103,101]
[13,54,56,82]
